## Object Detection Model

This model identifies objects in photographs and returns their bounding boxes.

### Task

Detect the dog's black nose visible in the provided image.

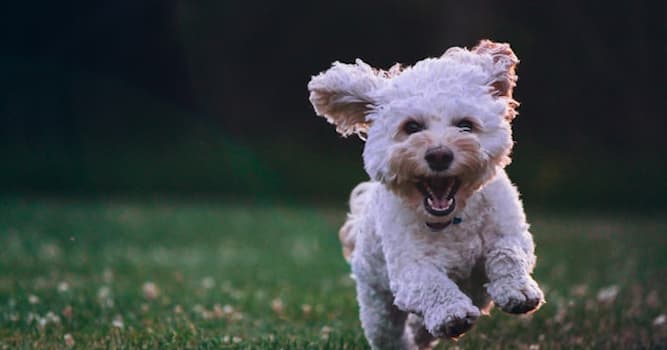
[425,147,453,171]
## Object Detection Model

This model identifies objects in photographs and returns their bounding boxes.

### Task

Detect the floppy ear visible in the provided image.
[472,40,519,98]
[308,59,384,137]
[472,40,520,121]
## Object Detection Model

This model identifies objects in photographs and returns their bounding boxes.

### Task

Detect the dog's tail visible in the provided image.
[339,181,375,262]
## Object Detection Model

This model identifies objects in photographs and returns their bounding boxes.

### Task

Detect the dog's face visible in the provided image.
[309,40,519,225]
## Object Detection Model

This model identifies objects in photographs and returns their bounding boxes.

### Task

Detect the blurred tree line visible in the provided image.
[0,1,665,209]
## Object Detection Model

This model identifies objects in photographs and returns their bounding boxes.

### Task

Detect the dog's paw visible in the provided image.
[425,302,480,339]
[487,276,544,314]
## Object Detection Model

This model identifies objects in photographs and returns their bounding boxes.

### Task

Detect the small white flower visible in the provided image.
[64,333,75,347]
[57,281,70,293]
[201,277,215,289]
[142,282,160,300]
[301,304,312,315]
[271,298,284,314]
[112,315,124,329]
[46,311,61,324]
[596,285,619,304]
[97,286,111,300]
[28,294,40,304]
[320,325,332,340]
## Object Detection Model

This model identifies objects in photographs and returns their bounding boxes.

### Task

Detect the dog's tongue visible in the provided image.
[429,196,450,209]
[426,179,454,209]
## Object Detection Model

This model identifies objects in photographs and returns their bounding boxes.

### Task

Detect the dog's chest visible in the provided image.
[415,223,485,280]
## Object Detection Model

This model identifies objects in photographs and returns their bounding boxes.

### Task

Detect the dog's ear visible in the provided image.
[472,40,518,98]
[308,59,384,138]
[472,40,519,121]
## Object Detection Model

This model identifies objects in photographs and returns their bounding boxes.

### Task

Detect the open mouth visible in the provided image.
[416,177,460,217]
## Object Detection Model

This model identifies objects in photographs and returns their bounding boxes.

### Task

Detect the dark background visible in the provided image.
[1,1,665,209]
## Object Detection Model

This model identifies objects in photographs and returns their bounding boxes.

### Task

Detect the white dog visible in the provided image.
[308,40,544,349]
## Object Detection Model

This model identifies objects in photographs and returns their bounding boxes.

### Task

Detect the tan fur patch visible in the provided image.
[309,89,372,137]
[386,134,433,206]
[339,219,356,261]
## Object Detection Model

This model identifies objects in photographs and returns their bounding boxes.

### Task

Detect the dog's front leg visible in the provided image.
[383,245,481,339]
[484,233,544,314]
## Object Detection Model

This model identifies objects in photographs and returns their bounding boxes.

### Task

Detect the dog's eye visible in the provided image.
[456,119,474,132]
[403,120,424,134]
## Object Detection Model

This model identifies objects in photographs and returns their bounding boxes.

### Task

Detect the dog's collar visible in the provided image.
[426,217,462,231]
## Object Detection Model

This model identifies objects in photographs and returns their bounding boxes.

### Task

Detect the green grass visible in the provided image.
[0,197,666,349]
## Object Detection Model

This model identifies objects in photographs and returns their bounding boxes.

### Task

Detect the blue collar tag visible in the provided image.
[426,217,463,232]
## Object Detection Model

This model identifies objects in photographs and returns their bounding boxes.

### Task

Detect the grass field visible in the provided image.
[0,197,666,349]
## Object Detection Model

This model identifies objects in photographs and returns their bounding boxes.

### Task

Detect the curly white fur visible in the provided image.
[309,40,544,350]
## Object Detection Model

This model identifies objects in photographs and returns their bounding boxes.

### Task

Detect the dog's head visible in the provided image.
[309,40,519,225]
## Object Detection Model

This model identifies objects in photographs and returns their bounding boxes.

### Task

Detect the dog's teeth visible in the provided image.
[427,197,434,207]
[448,198,453,206]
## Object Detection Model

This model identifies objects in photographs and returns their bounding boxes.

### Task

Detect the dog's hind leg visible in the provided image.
[351,210,415,350]
[355,279,413,350]
[339,181,376,262]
